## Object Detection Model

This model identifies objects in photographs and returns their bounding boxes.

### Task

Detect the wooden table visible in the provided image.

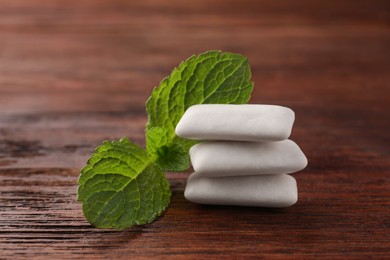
[1,0,389,258]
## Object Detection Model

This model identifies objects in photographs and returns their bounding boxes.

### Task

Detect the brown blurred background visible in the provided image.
[1,0,388,168]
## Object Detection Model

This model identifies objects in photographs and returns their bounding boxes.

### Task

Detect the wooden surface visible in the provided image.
[1,0,389,258]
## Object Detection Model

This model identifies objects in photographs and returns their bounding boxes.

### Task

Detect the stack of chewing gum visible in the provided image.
[175,104,308,208]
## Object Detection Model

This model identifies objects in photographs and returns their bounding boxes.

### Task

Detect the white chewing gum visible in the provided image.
[175,104,295,142]
[184,173,298,207]
[189,140,308,177]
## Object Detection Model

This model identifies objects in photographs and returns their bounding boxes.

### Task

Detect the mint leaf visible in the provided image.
[77,138,171,230]
[146,50,253,171]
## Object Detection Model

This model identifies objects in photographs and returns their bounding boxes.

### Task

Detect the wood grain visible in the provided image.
[0,0,389,258]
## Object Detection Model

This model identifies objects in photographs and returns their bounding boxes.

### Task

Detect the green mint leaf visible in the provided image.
[77,138,171,230]
[146,50,253,171]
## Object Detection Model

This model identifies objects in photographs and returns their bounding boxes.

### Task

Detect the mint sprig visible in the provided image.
[78,50,254,229]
